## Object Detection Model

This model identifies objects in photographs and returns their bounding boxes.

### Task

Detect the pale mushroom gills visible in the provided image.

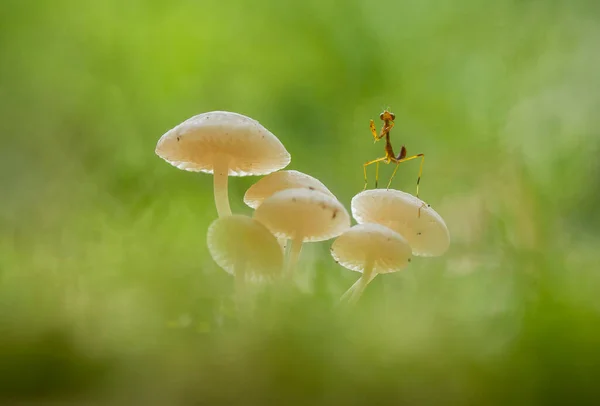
[331,223,412,303]
[351,189,450,257]
[156,111,291,217]
[207,214,283,283]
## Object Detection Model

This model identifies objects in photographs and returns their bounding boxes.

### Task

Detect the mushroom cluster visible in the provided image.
[156,111,350,293]
[332,189,450,302]
[156,110,450,307]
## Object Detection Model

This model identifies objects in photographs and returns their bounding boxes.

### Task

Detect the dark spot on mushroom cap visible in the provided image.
[320,203,327,210]
[417,232,422,236]
[309,186,315,190]
[176,136,180,141]
[292,198,297,202]
[408,258,412,262]
[332,209,338,219]
[386,237,391,241]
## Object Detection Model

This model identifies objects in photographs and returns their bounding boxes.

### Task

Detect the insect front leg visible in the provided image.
[370,120,378,142]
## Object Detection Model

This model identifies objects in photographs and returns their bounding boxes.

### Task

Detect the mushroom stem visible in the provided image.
[277,237,288,250]
[340,268,377,302]
[213,159,232,217]
[340,277,363,302]
[286,238,303,277]
[348,259,375,304]
[234,263,246,296]
[233,257,247,316]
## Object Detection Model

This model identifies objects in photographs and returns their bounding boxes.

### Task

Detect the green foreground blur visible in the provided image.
[1,0,600,404]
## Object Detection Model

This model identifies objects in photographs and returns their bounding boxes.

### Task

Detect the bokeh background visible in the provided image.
[2,0,600,404]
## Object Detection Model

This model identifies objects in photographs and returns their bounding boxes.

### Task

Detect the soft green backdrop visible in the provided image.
[1,0,600,404]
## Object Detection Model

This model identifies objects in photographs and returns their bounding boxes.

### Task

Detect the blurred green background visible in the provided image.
[2,0,600,404]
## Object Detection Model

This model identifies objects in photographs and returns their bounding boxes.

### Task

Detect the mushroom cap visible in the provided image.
[155,111,291,176]
[331,223,412,274]
[207,215,283,279]
[351,189,450,257]
[254,188,350,242]
[244,170,335,209]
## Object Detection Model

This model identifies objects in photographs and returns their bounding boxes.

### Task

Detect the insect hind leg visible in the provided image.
[386,153,425,197]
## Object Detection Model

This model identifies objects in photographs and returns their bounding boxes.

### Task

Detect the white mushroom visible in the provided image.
[156,111,291,217]
[331,223,412,303]
[244,170,335,209]
[244,169,336,249]
[351,189,450,257]
[254,188,350,276]
[207,215,283,294]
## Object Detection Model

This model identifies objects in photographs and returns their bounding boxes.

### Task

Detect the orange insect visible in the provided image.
[363,109,425,198]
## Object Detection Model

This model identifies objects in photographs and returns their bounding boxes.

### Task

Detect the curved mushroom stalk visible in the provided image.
[286,237,303,277]
[340,265,377,303]
[349,260,375,303]
[331,223,412,304]
[212,157,232,217]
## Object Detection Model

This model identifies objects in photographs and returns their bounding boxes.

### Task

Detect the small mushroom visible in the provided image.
[351,189,450,257]
[243,170,335,209]
[244,170,336,250]
[331,223,412,303]
[254,188,350,276]
[207,215,283,291]
[156,111,291,217]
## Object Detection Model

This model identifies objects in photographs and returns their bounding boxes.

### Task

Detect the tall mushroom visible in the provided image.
[351,189,450,257]
[156,111,291,217]
[254,188,350,276]
[331,223,412,303]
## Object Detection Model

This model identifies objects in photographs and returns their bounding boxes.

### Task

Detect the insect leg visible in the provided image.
[370,120,378,141]
[363,157,387,190]
[386,153,425,195]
